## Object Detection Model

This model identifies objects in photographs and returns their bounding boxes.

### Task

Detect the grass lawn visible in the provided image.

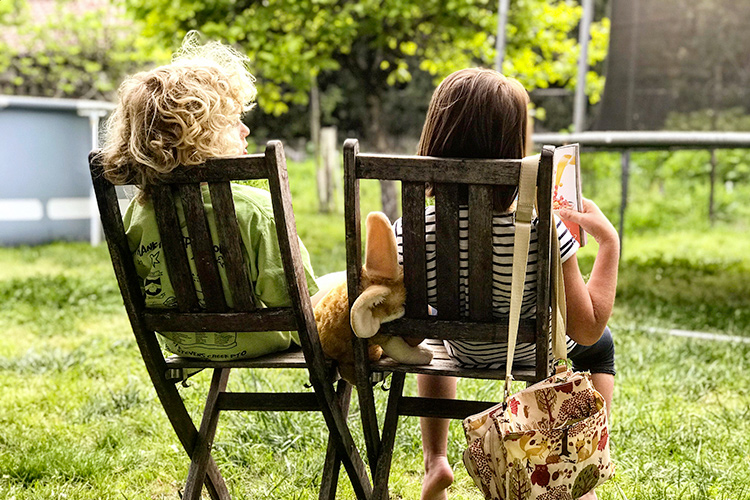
[1,158,749,499]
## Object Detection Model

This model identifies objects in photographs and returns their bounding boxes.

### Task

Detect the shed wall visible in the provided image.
[0,102,102,245]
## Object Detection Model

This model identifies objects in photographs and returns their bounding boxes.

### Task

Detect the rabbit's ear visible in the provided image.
[364,212,399,280]
[350,285,391,338]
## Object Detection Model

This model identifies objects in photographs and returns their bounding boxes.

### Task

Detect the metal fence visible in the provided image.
[533,131,750,250]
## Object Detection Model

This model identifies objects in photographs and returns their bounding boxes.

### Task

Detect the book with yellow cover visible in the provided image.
[552,144,587,247]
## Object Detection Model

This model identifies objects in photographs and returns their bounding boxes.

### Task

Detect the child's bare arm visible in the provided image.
[558,199,619,345]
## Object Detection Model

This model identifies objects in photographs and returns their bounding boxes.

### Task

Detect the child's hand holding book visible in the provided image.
[558,199,619,249]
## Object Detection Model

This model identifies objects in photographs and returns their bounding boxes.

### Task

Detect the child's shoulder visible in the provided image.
[229,183,271,203]
[228,183,275,219]
[123,196,153,229]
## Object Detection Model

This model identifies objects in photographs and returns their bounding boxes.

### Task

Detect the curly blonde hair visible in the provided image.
[100,32,256,200]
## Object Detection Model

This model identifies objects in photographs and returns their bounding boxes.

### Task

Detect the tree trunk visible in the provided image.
[311,78,327,213]
[368,92,399,222]
[319,127,339,213]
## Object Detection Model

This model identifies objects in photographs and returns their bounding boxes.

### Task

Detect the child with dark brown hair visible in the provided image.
[394,68,619,500]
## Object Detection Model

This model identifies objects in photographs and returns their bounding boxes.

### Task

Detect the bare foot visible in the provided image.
[578,490,598,500]
[421,455,453,500]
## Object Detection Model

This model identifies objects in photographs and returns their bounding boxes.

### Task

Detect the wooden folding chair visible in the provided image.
[89,141,371,500]
[343,139,557,499]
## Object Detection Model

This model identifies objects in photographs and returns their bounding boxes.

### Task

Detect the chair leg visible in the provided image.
[202,467,230,500]
[311,373,373,499]
[319,380,352,500]
[134,330,231,499]
[183,368,230,500]
[372,372,406,500]
[353,345,382,474]
[159,391,229,500]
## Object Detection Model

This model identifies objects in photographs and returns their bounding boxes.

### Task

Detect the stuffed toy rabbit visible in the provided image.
[314,211,433,384]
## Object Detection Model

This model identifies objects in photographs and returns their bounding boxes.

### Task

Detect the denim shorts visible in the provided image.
[568,326,616,376]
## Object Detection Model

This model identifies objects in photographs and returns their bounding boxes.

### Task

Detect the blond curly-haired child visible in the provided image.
[100,33,318,360]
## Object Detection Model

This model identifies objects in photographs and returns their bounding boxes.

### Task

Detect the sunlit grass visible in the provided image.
[0,159,749,498]
[578,228,750,337]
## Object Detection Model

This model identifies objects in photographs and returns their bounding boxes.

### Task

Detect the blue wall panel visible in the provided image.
[0,102,102,245]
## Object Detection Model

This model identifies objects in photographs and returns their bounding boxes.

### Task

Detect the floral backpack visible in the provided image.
[463,369,614,499]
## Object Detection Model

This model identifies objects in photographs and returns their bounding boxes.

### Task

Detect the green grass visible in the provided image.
[577,229,750,337]
[0,160,749,498]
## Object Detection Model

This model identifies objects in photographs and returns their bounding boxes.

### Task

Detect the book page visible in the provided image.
[552,144,587,246]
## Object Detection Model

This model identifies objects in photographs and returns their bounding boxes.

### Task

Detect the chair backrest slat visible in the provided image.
[401,182,428,319]
[265,141,329,374]
[467,184,495,321]
[344,140,362,313]
[207,181,256,311]
[357,154,521,184]
[177,183,227,312]
[151,185,201,312]
[89,153,146,317]
[266,143,309,312]
[434,183,461,320]
[534,146,555,378]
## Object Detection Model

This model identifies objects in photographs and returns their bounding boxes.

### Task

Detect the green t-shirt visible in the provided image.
[124,184,319,360]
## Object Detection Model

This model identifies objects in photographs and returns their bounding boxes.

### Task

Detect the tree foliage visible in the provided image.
[0,0,165,100]
[126,0,609,120]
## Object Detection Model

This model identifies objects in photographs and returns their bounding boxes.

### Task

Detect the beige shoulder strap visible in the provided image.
[504,154,567,399]
[551,219,567,362]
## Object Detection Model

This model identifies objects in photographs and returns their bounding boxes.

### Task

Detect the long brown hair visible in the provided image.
[417,68,529,211]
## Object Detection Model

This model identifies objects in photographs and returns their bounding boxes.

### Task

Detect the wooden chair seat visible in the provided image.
[372,338,537,382]
[163,348,339,388]
[165,348,310,371]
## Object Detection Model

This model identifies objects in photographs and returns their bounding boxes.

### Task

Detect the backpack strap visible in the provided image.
[504,154,567,400]
[551,215,568,365]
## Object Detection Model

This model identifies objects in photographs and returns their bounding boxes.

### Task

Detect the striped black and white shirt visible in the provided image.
[393,205,579,368]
